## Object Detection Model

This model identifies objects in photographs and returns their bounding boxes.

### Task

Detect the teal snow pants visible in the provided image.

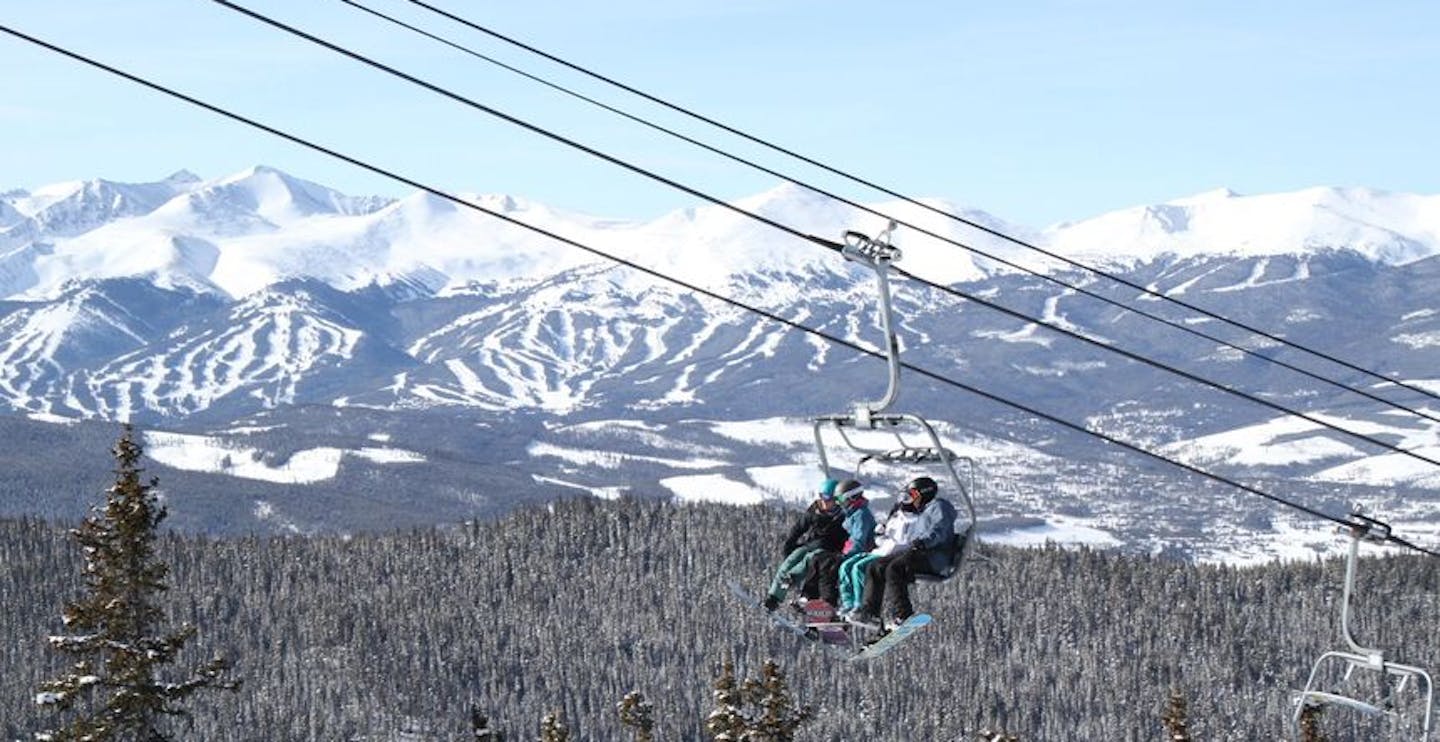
[767,543,823,602]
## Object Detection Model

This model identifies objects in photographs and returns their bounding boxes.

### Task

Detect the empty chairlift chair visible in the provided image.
[1293,513,1434,739]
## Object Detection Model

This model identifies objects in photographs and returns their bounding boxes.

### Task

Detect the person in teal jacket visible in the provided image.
[804,479,875,608]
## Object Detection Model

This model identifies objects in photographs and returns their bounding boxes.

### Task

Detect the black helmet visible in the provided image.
[905,476,938,505]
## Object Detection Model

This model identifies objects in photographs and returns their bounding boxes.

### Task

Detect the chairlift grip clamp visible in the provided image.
[1344,511,1393,544]
[841,229,902,266]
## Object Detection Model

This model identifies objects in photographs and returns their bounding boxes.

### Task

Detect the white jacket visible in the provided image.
[870,505,941,557]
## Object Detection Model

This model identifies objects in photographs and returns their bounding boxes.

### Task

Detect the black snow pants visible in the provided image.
[858,548,932,620]
[807,550,846,605]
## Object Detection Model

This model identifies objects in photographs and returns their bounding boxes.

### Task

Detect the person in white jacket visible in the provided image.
[849,476,956,630]
[838,476,932,618]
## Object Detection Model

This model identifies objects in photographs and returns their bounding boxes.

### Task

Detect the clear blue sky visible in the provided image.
[2,0,1437,228]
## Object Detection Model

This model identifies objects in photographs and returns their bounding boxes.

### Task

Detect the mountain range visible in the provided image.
[2,166,1438,561]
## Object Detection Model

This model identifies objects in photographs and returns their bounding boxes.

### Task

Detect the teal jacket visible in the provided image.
[841,498,877,555]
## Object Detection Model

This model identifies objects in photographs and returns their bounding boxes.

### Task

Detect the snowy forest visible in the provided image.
[4,486,1438,740]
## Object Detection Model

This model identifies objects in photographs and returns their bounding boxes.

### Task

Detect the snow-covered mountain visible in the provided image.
[1046,186,1440,266]
[3,167,1439,559]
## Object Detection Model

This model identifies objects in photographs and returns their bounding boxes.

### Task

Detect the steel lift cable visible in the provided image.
[210,0,1440,472]
[339,0,1440,429]
[3,20,1436,559]
[397,0,1440,410]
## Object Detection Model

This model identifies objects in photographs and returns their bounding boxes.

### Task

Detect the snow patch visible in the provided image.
[145,431,424,483]
[526,441,727,470]
[660,473,765,505]
[25,411,78,425]
[1167,417,1365,467]
[1394,331,1440,349]
[531,473,624,500]
[707,417,813,447]
[986,517,1122,548]
[747,464,825,507]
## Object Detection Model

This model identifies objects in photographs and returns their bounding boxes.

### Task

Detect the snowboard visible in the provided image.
[848,613,932,662]
[727,581,805,635]
[726,581,851,652]
[799,598,850,647]
[727,581,930,660]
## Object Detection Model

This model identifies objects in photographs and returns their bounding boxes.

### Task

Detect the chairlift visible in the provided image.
[811,224,978,581]
[1292,512,1435,739]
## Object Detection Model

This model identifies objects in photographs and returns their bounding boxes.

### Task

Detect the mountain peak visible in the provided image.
[1045,185,1440,265]
[1175,187,1241,203]
[165,169,203,185]
[203,166,389,222]
[4,169,1439,302]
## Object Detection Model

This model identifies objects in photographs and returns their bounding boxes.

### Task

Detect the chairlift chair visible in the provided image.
[810,225,979,580]
[1292,512,1435,739]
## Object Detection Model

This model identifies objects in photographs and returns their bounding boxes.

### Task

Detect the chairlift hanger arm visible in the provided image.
[837,224,903,418]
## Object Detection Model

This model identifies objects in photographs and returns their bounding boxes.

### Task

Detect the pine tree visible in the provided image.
[704,658,811,742]
[35,425,236,741]
[705,659,747,741]
[616,691,655,742]
[538,710,569,742]
[1298,705,1328,742]
[1161,688,1191,741]
[747,660,812,742]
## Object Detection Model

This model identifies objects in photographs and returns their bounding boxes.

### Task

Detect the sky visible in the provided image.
[2,1,1438,229]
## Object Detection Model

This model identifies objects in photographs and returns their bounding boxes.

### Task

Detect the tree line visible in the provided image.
[3,433,1438,739]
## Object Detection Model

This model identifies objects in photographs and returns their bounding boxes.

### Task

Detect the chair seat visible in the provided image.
[1297,690,1388,717]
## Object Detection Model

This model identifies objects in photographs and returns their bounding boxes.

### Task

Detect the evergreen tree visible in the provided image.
[1298,705,1327,742]
[34,425,235,741]
[705,659,747,742]
[1161,688,1191,741]
[705,658,811,741]
[616,691,656,742]
[748,660,812,742]
[538,710,569,742]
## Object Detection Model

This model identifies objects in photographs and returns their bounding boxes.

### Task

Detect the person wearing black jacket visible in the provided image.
[761,479,848,612]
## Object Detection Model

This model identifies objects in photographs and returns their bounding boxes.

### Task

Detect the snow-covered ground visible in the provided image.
[145,430,424,484]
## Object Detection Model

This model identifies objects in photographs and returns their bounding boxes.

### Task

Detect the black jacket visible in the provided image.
[781,501,847,555]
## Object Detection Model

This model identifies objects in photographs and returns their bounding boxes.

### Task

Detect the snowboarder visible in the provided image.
[805,479,876,608]
[762,479,848,611]
[849,475,956,630]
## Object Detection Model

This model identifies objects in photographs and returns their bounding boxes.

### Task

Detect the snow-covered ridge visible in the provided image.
[1045,186,1440,266]
[6,167,1437,302]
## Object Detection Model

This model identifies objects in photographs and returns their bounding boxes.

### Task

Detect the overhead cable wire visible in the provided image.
[891,261,1440,470]
[9,20,1437,557]
[338,0,1440,429]
[343,0,1440,431]
[210,1,835,254]
[211,0,1440,473]
[399,0,1440,410]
